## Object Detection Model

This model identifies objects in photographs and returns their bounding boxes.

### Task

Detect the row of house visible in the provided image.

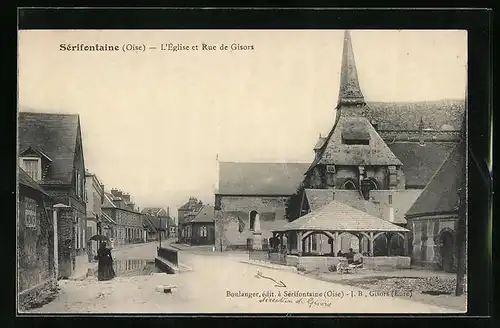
[213,30,466,273]
[17,111,176,310]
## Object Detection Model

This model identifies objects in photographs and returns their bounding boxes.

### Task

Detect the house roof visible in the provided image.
[364,100,465,132]
[18,112,81,184]
[406,142,465,218]
[388,141,457,188]
[142,215,156,232]
[304,189,421,225]
[18,167,49,196]
[187,205,215,223]
[281,200,408,232]
[144,214,166,231]
[141,207,167,216]
[102,192,117,208]
[101,212,116,225]
[315,115,402,166]
[218,162,309,195]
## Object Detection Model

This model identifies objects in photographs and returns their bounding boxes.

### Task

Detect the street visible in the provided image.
[26,243,459,314]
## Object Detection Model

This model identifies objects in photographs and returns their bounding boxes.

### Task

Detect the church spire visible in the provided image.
[338,30,365,106]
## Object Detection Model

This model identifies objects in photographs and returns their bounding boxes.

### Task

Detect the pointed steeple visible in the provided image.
[338,30,365,106]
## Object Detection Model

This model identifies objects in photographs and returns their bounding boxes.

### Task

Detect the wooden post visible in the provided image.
[52,209,59,279]
[404,232,409,256]
[369,232,374,257]
[335,232,341,254]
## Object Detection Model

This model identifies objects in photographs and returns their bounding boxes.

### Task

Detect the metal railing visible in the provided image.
[157,247,178,267]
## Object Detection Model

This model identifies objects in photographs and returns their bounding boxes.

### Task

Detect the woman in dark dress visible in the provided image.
[97,242,116,281]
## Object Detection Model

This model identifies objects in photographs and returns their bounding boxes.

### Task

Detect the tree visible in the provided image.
[285,183,305,222]
[214,210,232,252]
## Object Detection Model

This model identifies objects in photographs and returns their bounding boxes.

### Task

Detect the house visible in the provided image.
[214,162,309,250]
[84,170,105,259]
[167,216,177,238]
[141,207,170,241]
[142,213,159,242]
[102,189,144,245]
[17,167,57,311]
[405,119,466,272]
[294,30,464,256]
[178,198,204,243]
[19,111,88,278]
[182,205,215,246]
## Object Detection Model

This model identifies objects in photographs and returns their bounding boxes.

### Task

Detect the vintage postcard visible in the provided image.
[17,28,468,314]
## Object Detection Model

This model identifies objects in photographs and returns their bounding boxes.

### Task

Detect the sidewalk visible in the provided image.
[240,259,298,273]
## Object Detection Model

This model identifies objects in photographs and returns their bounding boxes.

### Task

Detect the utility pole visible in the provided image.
[159,215,162,249]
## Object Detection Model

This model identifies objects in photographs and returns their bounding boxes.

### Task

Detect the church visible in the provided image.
[296,30,465,261]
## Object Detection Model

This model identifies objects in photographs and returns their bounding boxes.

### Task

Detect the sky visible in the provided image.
[18,29,467,213]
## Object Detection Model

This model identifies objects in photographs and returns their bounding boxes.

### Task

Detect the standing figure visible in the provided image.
[97,242,116,281]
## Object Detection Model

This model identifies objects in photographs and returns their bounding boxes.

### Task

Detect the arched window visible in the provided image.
[342,180,357,190]
[368,178,379,190]
[249,211,258,231]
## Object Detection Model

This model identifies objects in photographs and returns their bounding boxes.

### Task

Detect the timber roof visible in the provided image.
[218,162,309,195]
[281,199,408,232]
[18,111,81,184]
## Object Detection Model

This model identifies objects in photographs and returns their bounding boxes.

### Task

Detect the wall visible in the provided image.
[188,222,215,245]
[408,215,458,269]
[215,195,289,249]
[363,256,411,270]
[18,188,56,310]
[57,207,76,278]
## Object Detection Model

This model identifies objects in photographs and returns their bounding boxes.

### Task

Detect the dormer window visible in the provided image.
[341,127,370,145]
[20,157,41,181]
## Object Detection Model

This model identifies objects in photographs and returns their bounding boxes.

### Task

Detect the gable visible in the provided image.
[18,111,80,184]
[317,114,402,166]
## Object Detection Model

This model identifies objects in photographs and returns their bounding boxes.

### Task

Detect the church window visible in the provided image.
[368,178,379,190]
[342,180,357,190]
[249,211,258,231]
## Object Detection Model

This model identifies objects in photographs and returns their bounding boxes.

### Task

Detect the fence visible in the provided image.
[249,249,287,266]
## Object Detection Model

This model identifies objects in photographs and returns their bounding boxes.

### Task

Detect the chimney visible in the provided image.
[127,203,134,211]
[122,193,131,202]
[388,194,394,222]
[111,188,119,197]
[167,206,170,217]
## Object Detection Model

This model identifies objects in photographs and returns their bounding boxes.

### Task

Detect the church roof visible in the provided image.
[316,115,402,166]
[217,162,309,195]
[405,141,465,218]
[365,100,465,132]
[281,199,408,232]
[388,142,457,188]
[313,136,327,150]
[304,189,421,225]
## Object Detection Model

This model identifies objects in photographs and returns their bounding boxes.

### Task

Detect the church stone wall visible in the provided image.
[215,195,289,249]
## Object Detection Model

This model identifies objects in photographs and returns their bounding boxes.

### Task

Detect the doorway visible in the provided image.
[440,230,455,273]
